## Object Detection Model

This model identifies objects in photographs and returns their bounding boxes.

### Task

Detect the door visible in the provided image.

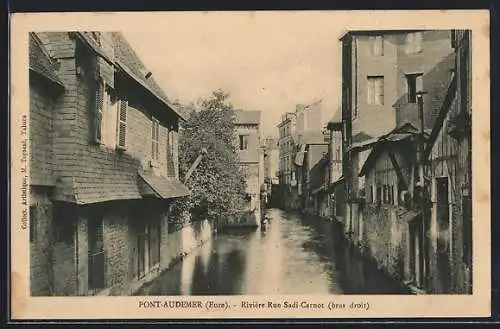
[88,215,105,291]
[148,215,161,269]
[436,177,451,292]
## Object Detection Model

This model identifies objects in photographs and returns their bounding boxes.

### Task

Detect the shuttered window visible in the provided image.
[117,99,128,150]
[93,79,105,143]
[151,118,160,160]
[166,129,175,177]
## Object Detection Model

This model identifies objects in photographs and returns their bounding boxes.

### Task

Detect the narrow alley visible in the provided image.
[136,209,409,295]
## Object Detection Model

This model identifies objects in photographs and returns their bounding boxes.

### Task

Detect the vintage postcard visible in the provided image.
[10,10,490,320]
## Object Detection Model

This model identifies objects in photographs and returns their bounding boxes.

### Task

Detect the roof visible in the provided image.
[358,123,422,177]
[138,171,191,198]
[110,32,187,121]
[29,33,65,88]
[276,112,296,127]
[233,110,261,125]
[54,173,142,205]
[53,169,190,204]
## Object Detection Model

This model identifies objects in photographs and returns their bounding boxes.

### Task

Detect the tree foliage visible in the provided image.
[170,89,248,222]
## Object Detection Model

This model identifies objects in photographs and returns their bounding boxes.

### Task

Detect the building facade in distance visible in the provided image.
[233,110,263,214]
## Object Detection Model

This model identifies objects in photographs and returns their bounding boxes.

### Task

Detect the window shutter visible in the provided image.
[93,80,104,143]
[117,99,128,149]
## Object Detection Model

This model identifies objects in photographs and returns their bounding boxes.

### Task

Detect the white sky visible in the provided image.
[121,12,343,137]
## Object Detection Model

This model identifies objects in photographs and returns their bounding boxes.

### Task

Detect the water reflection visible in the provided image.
[137,209,409,295]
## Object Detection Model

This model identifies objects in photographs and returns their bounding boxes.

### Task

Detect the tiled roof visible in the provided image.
[59,173,143,205]
[138,171,191,198]
[234,110,261,125]
[110,32,187,120]
[29,33,64,87]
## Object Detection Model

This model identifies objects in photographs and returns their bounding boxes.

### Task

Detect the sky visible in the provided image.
[121,12,344,137]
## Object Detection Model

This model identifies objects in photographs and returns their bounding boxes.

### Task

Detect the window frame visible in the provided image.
[369,35,384,56]
[406,73,424,104]
[405,31,423,55]
[239,134,249,150]
[151,117,160,161]
[116,98,128,150]
[367,76,385,105]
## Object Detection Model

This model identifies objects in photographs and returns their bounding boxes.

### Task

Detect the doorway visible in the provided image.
[88,215,105,291]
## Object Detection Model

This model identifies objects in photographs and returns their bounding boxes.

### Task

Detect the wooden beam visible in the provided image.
[388,147,408,191]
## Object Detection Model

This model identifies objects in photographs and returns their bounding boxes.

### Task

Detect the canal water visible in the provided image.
[136,209,410,295]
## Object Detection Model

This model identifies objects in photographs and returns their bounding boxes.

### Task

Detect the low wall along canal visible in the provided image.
[136,209,410,295]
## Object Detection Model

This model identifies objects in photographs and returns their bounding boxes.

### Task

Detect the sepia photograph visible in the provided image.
[10,10,490,319]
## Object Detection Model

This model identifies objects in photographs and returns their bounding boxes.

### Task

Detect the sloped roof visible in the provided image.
[234,110,261,125]
[109,32,186,120]
[29,33,64,88]
[359,123,421,177]
[138,171,191,198]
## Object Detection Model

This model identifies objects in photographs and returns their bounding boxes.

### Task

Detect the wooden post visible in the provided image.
[416,91,427,287]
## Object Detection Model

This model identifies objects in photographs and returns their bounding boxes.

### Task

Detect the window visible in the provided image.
[406,73,423,103]
[29,206,37,243]
[239,135,249,150]
[117,99,128,149]
[166,129,175,177]
[367,76,384,105]
[405,32,423,54]
[151,118,160,160]
[92,78,105,143]
[382,185,388,203]
[376,185,382,204]
[369,35,384,56]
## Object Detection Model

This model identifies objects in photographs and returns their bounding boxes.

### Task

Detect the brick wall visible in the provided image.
[103,210,131,295]
[29,188,53,296]
[29,83,54,185]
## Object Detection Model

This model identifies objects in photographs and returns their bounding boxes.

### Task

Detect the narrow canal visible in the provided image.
[137,209,410,295]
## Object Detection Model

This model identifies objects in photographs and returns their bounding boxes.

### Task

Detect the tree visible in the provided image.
[170,89,248,224]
